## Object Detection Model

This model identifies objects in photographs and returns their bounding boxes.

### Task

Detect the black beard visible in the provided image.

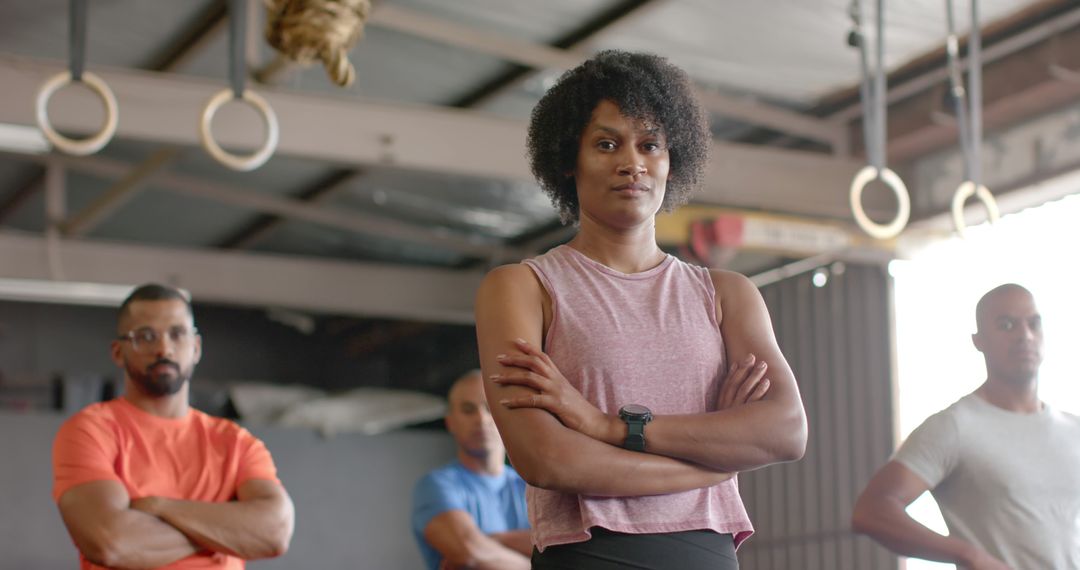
[127,358,190,397]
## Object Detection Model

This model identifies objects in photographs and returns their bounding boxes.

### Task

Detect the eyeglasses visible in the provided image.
[117,326,198,353]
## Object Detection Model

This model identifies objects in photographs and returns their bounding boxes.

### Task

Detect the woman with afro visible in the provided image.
[475,50,807,569]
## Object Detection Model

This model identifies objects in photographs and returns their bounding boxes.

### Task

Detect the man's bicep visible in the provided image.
[413,476,467,534]
[863,460,934,507]
[57,481,131,551]
[236,478,289,502]
[891,412,959,489]
[236,432,280,485]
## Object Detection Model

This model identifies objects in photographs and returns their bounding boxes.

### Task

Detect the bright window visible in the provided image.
[890,191,1080,569]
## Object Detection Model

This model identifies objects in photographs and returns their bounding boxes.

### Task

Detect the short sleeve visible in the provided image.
[891,409,961,489]
[52,413,121,501]
[235,428,279,485]
[411,470,466,537]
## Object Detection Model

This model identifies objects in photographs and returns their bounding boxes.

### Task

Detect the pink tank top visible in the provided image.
[522,245,754,550]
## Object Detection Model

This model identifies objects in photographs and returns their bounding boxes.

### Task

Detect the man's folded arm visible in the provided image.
[57,480,200,569]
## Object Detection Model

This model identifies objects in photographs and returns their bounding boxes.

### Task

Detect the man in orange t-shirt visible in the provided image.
[52,283,295,569]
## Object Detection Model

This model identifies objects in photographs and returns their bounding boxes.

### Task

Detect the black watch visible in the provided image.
[618,404,653,452]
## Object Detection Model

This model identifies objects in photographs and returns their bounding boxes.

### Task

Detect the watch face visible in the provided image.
[621,404,651,417]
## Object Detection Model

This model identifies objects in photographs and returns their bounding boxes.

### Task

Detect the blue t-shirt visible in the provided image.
[410,461,529,570]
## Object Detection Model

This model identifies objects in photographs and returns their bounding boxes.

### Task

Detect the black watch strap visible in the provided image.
[624,419,647,451]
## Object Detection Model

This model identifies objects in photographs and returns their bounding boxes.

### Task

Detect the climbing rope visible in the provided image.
[264,0,372,87]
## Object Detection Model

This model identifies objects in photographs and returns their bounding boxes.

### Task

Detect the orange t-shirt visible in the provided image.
[52,398,280,569]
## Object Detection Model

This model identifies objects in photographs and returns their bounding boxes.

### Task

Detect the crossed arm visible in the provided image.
[633,270,807,472]
[474,265,807,496]
[58,478,294,568]
[423,510,531,570]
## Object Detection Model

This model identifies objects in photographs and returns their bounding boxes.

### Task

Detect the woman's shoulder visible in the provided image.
[705,269,765,327]
[707,268,757,298]
[482,262,539,286]
[477,263,544,302]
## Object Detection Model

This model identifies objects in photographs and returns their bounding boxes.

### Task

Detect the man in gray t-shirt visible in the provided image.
[853,284,1080,569]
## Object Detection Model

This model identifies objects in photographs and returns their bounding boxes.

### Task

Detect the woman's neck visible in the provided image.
[568,214,665,274]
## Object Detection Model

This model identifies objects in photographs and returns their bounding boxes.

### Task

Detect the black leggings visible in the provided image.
[531,528,738,570]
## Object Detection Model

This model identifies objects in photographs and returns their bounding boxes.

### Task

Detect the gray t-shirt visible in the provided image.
[894,393,1080,569]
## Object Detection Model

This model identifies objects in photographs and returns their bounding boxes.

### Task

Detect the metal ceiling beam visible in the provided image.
[139,0,228,72]
[246,1,684,254]
[0,54,533,180]
[694,90,848,153]
[254,1,657,103]
[0,169,44,223]
[0,55,872,219]
[700,139,873,219]
[59,148,179,237]
[2,150,524,259]
[882,20,1080,165]
[216,168,360,249]
[363,2,847,149]
[887,70,1080,165]
[0,230,482,323]
[735,2,1080,155]
[831,3,1080,125]
[18,3,230,238]
[448,0,661,108]
[368,4,586,71]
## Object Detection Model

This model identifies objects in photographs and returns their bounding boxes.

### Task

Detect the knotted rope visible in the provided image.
[264,0,372,87]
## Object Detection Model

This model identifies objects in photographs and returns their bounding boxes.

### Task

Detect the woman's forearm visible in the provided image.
[633,402,807,472]
[510,410,732,496]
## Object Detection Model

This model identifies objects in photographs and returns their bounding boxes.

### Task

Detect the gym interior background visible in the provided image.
[2,0,1080,568]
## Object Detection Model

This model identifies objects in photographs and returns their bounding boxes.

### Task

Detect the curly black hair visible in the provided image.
[526,50,711,224]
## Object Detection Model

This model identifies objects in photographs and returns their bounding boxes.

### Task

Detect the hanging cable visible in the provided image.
[200,0,280,171]
[34,0,119,156]
[945,0,1000,236]
[848,0,911,240]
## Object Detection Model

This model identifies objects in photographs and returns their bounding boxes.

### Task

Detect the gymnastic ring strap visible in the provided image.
[201,0,280,171]
[229,0,246,99]
[69,0,86,81]
[848,0,910,239]
[35,0,119,155]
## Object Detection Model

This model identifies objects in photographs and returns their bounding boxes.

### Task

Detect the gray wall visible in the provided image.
[737,262,899,570]
[0,411,456,570]
[0,298,480,402]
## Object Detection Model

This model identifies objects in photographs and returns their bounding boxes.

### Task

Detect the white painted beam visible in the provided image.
[0,55,874,219]
[0,230,482,323]
[0,54,532,181]
[703,140,877,219]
